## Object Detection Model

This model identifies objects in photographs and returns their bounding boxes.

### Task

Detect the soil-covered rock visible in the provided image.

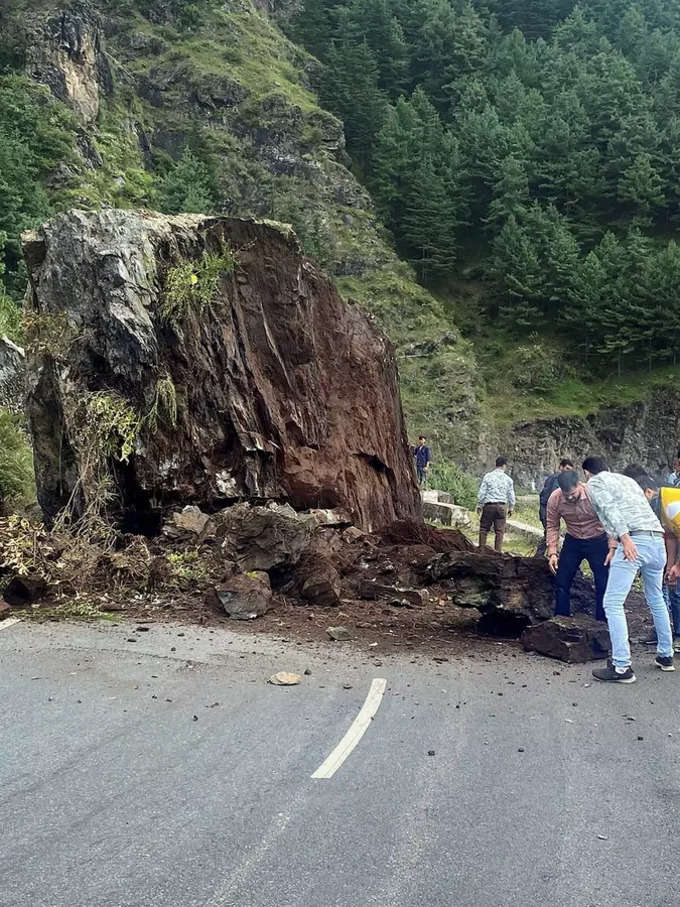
[522,615,610,663]
[428,549,598,635]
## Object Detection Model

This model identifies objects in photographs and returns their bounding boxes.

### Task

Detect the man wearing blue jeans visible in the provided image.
[583,457,674,683]
[635,474,680,652]
[546,469,608,621]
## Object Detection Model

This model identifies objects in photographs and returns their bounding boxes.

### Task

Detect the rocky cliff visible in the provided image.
[483,388,680,487]
[0,0,481,463]
[23,209,421,531]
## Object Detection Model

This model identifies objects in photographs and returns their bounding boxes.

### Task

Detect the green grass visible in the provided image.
[121,6,317,111]
[457,511,540,557]
[486,364,680,428]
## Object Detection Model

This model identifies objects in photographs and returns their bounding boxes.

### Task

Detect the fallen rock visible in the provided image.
[342,526,365,542]
[423,500,470,528]
[522,615,610,663]
[429,550,596,635]
[422,489,452,504]
[24,210,420,531]
[327,625,351,641]
[307,508,353,527]
[360,581,427,608]
[379,520,473,552]
[297,554,342,607]
[422,501,453,526]
[164,505,214,538]
[3,575,47,608]
[208,571,272,620]
[216,502,313,571]
[268,672,301,685]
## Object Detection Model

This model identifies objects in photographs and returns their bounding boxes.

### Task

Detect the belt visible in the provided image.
[630,530,664,538]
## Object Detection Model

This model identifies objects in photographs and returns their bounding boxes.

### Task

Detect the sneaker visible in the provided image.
[655,655,675,672]
[673,638,680,654]
[592,663,636,683]
[641,632,658,645]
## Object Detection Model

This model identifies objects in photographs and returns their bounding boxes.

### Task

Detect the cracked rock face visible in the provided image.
[24,5,112,124]
[23,209,420,532]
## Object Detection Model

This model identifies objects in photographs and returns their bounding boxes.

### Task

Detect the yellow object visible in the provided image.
[659,486,680,538]
[190,273,198,285]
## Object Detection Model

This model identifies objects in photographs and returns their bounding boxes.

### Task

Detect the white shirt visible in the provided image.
[477,468,515,508]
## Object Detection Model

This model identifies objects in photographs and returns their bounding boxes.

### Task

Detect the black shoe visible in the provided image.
[592,663,636,683]
[641,632,658,645]
[655,655,675,672]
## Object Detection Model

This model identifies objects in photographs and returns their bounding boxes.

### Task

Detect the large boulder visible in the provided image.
[208,571,273,620]
[429,550,598,635]
[22,210,421,531]
[522,615,610,663]
[215,502,313,572]
[422,500,470,528]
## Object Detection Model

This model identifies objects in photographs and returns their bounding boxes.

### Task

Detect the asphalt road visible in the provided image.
[2,618,679,907]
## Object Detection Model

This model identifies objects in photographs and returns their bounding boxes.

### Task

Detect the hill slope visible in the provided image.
[0,0,482,464]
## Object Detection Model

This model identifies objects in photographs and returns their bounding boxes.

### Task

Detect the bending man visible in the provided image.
[537,458,574,556]
[584,457,674,684]
[546,469,608,622]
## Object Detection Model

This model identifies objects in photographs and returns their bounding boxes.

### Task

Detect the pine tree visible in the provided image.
[342,0,409,96]
[562,249,606,365]
[159,149,216,215]
[371,95,422,225]
[617,152,665,219]
[489,214,543,331]
[321,39,388,169]
[412,0,487,113]
[594,231,640,373]
[484,155,530,232]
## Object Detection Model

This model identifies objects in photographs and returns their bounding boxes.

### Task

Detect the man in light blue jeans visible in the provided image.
[583,457,674,684]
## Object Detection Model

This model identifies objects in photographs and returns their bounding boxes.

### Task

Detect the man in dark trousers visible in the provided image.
[545,469,608,621]
[413,436,431,485]
[477,456,515,553]
[536,458,574,555]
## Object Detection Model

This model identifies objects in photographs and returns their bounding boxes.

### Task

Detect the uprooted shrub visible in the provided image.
[0,515,154,598]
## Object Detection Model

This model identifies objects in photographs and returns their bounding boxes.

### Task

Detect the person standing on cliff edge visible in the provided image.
[413,436,431,485]
[477,457,515,553]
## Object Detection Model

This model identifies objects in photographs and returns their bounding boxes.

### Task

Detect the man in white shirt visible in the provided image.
[583,456,674,683]
[477,456,515,553]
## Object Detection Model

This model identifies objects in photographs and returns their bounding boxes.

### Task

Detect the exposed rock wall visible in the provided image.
[23,209,421,531]
[24,4,112,124]
[482,392,680,487]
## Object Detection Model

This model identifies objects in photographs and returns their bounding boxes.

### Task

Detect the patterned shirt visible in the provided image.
[586,471,663,539]
[477,468,515,508]
[545,484,606,556]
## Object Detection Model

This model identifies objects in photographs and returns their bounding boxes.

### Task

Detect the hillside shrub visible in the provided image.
[428,461,477,510]
[0,410,35,512]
